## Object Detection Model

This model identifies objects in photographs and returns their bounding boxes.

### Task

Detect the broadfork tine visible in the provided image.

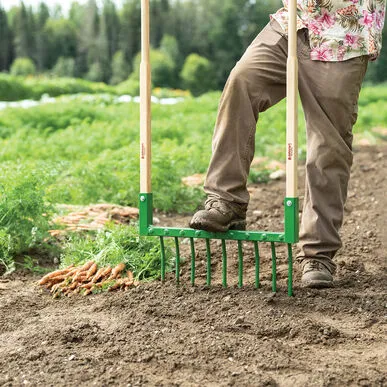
[253,241,260,289]
[287,243,293,297]
[271,242,277,293]
[190,238,195,286]
[237,240,243,288]
[205,239,211,286]
[160,236,166,282]
[174,237,180,284]
[221,239,227,288]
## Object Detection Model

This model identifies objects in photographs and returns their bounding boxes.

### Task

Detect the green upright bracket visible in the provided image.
[139,193,153,235]
[284,197,299,244]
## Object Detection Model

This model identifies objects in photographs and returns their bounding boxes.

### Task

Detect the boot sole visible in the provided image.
[189,219,246,233]
[301,279,334,289]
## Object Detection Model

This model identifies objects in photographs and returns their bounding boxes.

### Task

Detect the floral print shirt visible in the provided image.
[271,0,386,61]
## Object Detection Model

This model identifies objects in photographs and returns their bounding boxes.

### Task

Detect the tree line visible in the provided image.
[0,0,386,93]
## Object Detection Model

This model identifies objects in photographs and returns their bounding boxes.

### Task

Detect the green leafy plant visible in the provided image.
[180,54,216,96]
[59,223,174,281]
[10,57,36,77]
[0,167,52,274]
[52,57,76,78]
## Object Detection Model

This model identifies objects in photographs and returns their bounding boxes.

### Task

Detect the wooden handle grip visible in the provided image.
[286,0,299,198]
[140,0,151,193]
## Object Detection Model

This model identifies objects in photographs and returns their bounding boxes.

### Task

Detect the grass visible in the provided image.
[0,84,385,275]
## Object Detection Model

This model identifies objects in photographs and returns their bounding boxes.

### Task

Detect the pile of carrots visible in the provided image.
[38,261,138,298]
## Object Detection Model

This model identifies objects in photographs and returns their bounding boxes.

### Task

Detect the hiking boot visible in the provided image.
[301,259,333,288]
[189,198,247,233]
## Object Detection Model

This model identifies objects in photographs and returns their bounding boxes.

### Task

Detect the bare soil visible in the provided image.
[0,145,386,387]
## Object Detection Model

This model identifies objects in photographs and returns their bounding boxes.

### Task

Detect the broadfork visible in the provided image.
[139,0,299,295]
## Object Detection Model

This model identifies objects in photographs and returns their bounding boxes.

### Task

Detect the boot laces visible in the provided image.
[305,260,325,272]
[205,198,228,214]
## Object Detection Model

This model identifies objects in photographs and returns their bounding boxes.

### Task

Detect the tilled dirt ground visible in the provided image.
[0,145,386,386]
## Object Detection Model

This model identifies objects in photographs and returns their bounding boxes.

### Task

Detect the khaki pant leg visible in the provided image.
[204,20,288,204]
[298,39,368,272]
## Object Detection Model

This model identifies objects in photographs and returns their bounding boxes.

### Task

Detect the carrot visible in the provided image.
[127,271,134,282]
[72,270,83,283]
[109,263,126,279]
[38,265,74,285]
[85,263,98,280]
[98,267,112,281]
[69,282,78,290]
[50,282,65,293]
[65,268,79,279]
[124,278,135,290]
[61,282,78,295]
[80,283,94,289]
[45,275,68,287]
[83,289,93,296]
[79,261,95,272]
[108,279,124,291]
[90,267,105,283]
[77,274,88,283]
[71,261,95,283]
[63,282,78,291]
[108,276,135,291]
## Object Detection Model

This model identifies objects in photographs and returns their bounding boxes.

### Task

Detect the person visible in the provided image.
[189,0,386,288]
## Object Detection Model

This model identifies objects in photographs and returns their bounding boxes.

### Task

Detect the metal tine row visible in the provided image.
[159,236,293,296]
[159,236,284,290]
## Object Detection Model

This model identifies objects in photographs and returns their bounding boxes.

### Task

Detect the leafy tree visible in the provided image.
[180,54,215,96]
[26,5,37,60]
[96,11,111,82]
[119,0,141,71]
[10,57,36,76]
[110,51,129,85]
[68,2,85,29]
[102,0,120,59]
[76,0,100,77]
[132,49,175,88]
[44,19,77,69]
[13,2,30,59]
[35,2,50,71]
[52,57,75,77]
[160,34,180,86]
[0,6,11,71]
[86,62,104,82]
[160,34,180,65]
[150,0,170,47]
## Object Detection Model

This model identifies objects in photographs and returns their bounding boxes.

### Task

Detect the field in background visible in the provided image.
[1,84,386,210]
[0,84,386,274]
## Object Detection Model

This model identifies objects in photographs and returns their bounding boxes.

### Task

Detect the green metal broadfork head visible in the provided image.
[139,193,299,296]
